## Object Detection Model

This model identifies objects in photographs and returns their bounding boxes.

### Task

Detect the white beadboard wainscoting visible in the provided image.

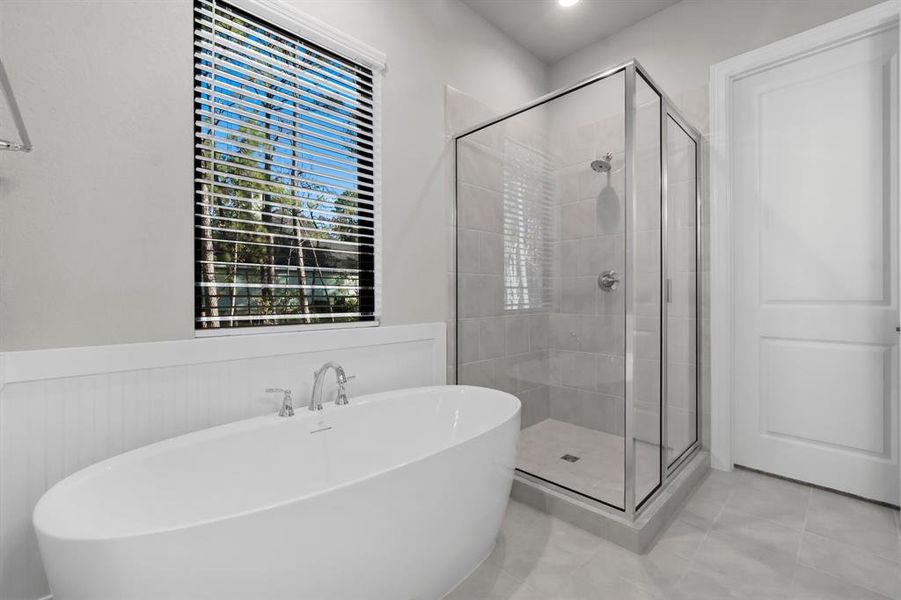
[0,322,446,600]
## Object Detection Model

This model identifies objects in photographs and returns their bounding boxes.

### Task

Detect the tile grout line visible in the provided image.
[720,468,814,533]
[674,471,736,587]
[797,486,901,562]
[694,474,895,599]
[714,503,807,533]
[796,550,897,600]
[895,505,901,546]
[492,473,899,600]
[789,486,813,590]
[494,505,604,597]
[795,528,901,600]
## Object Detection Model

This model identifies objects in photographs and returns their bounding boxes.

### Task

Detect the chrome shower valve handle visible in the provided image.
[598,270,621,292]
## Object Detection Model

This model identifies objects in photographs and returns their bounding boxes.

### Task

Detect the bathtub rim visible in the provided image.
[33,384,521,543]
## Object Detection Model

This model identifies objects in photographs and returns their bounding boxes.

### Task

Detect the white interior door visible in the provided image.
[732,23,900,504]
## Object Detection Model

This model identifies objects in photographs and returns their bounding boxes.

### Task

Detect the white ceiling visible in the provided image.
[462,0,680,64]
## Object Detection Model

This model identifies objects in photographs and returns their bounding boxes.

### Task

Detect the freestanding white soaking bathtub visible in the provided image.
[33,385,520,600]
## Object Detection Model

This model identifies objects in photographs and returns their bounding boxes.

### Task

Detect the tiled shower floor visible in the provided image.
[517,419,662,508]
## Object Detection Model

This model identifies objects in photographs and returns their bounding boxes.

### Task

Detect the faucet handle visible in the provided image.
[335,375,355,406]
[265,388,294,417]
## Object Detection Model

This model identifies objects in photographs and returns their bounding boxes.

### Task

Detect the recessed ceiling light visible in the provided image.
[558,0,581,7]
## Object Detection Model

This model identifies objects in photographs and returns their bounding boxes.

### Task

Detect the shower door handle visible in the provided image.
[598,270,620,292]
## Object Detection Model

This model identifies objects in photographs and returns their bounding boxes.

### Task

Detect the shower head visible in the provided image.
[590,159,611,173]
[590,152,614,174]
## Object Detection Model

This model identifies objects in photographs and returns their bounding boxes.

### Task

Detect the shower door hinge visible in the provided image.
[665,278,672,303]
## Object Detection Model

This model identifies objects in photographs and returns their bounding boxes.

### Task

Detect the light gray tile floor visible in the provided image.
[446,468,901,600]
[517,419,660,508]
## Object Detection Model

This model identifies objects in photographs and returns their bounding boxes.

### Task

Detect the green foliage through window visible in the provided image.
[194,0,377,329]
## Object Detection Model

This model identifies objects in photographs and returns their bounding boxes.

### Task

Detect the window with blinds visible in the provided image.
[194,0,378,330]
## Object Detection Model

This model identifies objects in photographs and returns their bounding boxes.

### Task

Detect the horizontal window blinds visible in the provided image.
[503,140,553,311]
[194,0,377,329]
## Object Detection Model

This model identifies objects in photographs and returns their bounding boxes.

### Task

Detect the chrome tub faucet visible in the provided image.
[310,362,352,411]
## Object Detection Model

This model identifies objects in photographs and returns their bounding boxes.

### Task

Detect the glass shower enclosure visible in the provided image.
[454,60,700,517]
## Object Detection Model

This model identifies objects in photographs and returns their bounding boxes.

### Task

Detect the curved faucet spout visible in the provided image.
[309,362,348,411]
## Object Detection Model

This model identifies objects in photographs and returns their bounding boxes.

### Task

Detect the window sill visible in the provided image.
[194,319,380,339]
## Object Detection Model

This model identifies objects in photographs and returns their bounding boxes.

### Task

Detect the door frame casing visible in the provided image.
[708,0,901,487]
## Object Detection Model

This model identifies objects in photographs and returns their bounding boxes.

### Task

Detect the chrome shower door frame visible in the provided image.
[453,59,704,521]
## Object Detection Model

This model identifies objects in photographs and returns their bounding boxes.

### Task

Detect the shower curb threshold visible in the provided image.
[510,450,710,553]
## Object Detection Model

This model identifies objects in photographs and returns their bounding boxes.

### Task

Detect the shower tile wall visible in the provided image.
[450,79,709,503]
[452,93,552,428]
[445,86,496,387]
[546,98,664,448]
[548,113,626,437]
[544,94,694,505]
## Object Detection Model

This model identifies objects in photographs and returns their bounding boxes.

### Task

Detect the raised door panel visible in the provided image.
[732,24,899,503]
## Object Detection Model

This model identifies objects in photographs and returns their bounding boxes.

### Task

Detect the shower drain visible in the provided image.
[560,454,580,463]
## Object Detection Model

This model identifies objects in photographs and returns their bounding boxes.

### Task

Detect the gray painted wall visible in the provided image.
[549,0,883,122]
[0,0,882,353]
[0,0,547,351]
[546,0,884,452]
